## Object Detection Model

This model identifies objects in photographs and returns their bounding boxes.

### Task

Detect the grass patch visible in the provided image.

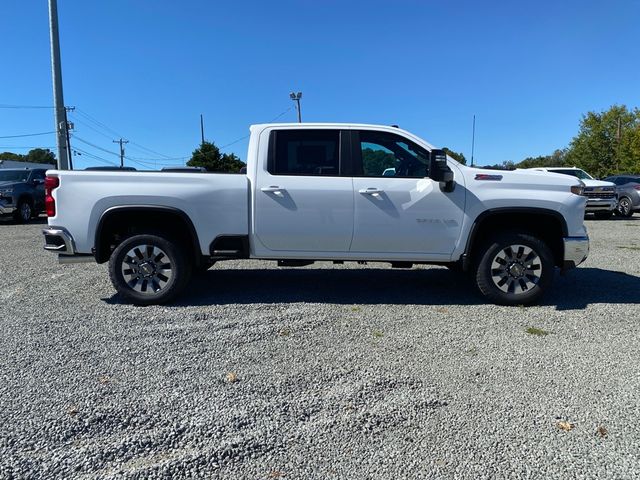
[351,306,361,312]
[372,329,384,338]
[526,326,549,336]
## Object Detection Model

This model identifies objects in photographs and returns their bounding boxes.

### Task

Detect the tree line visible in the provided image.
[0,148,56,165]
[482,105,640,177]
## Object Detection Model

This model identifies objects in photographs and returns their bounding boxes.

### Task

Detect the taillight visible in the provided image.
[44,176,59,217]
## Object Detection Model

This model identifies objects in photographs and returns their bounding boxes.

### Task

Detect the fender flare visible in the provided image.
[94,205,201,263]
[462,207,568,267]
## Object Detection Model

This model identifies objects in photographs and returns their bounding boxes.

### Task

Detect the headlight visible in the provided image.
[570,185,584,196]
[0,188,13,195]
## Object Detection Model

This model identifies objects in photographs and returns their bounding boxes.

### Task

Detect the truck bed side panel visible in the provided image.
[47,171,249,255]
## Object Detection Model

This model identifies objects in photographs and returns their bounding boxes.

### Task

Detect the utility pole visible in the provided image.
[113,138,129,168]
[200,114,205,145]
[64,106,75,170]
[48,0,70,170]
[290,92,302,123]
[470,114,476,167]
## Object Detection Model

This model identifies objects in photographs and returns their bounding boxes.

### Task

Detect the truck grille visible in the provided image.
[584,191,615,199]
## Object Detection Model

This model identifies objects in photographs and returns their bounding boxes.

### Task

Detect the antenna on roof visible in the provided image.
[470,114,476,167]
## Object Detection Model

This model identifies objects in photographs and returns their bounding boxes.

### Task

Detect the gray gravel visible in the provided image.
[1,216,640,479]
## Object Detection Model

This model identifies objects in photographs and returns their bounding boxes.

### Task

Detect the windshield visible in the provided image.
[549,169,593,180]
[0,170,30,182]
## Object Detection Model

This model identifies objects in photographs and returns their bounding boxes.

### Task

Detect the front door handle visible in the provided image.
[358,187,384,195]
[261,186,285,194]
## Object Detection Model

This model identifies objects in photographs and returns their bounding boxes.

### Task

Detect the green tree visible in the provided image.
[443,147,466,165]
[565,105,640,177]
[0,149,56,165]
[24,148,56,165]
[187,141,245,173]
[516,149,567,169]
[0,152,24,162]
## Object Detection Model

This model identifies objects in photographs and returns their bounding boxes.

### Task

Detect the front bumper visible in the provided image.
[0,203,16,215]
[585,198,617,212]
[563,235,589,270]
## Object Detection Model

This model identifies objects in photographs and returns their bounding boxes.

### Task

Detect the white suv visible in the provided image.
[527,167,617,219]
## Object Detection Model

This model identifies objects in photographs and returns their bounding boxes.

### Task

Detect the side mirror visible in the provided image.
[429,149,455,192]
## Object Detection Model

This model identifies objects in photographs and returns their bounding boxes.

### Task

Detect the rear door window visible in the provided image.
[269,130,340,176]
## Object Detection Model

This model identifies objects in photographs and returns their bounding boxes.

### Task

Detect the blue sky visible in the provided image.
[1,0,639,169]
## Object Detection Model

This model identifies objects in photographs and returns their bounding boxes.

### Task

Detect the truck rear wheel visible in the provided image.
[475,232,554,306]
[108,234,192,305]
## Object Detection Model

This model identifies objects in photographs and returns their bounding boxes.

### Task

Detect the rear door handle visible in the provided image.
[261,186,285,194]
[358,187,384,195]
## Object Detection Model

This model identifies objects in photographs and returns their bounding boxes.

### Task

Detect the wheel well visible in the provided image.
[94,207,201,264]
[467,211,565,267]
[17,194,34,206]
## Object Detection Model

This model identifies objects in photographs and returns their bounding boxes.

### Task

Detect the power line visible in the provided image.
[0,104,54,109]
[218,106,295,150]
[0,145,57,149]
[72,136,122,157]
[71,146,117,166]
[0,131,56,139]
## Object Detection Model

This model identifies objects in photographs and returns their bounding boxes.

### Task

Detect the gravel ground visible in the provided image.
[1,216,639,479]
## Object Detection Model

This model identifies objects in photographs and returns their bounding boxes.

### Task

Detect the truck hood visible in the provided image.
[0,181,20,188]
[460,166,581,190]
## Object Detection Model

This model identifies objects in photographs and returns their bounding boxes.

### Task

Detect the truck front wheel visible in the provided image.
[475,232,554,306]
[108,234,192,305]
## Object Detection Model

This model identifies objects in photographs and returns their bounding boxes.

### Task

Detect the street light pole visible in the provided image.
[289,92,302,123]
[48,0,70,170]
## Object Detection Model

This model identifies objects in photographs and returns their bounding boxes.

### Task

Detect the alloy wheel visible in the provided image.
[490,244,542,295]
[120,244,173,295]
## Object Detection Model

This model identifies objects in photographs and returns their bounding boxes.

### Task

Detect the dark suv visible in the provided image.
[603,175,640,217]
[0,168,47,223]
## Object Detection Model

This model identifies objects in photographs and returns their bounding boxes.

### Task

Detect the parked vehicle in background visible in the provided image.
[43,123,589,306]
[0,168,47,223]
[526,167,617,219]
[602,174,640,217]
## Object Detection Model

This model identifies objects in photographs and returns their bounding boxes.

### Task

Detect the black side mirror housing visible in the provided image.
[429,149,455,192]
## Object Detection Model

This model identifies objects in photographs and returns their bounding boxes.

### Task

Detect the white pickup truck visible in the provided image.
[42,123,589,305]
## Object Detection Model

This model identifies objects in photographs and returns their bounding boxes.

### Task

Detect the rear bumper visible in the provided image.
[563,235,589,270]
[585,198,616,212]
[43,227,76,254]
[43,227,95,263]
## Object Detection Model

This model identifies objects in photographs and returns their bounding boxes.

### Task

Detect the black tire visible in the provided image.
[13,199,32,223]
[475,232,554,306]
[615,197,634,218]
[108,234,192,305]
[593,211,614,220]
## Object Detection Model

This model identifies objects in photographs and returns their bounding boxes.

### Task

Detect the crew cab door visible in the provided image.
[349,130,465,256]
[253,128,353,253]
